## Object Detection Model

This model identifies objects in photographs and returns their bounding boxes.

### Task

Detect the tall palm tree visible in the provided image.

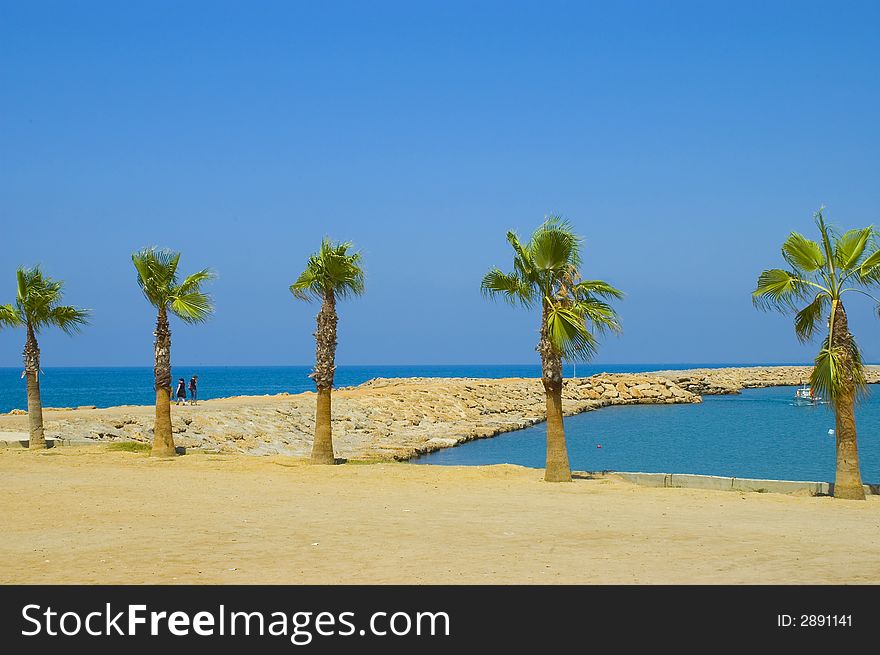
[1,267,89,448]
[754,208,880,500]
[132,248,214,457]
[481,217,623,482]
[290,238,365,464]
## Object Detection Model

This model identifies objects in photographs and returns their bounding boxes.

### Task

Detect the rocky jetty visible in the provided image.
[0,374,698,460]
[648,365,880,395]
[4,365,876,461]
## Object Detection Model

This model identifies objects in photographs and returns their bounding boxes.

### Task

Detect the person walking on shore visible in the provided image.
[188,375,198,405]
[175,377,186,405]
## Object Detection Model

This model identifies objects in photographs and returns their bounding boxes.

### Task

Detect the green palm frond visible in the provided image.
[756,208,880,405]
[11,266,89,334]
[290,268,318,301]
[0,303,22,328]
[506,231,531,267]
[810,337,867,402]
[572,279,625,301]
[857,247,880,281]
[480,268,534,307]
[16,267,62,319]
[178,268,216,295]
[483,217,622,365]
[573,296,623,335]
[529,216,581,272]
[545,303,598,361]
[794,293,828,344]
[47,306,90,335]
[834,227,873,272]
[782,232,825,272]
[169,291,213,324]
[132,247,182,306]
[752,269,815,311]
[133,247,214,322]
[291,238,366,302]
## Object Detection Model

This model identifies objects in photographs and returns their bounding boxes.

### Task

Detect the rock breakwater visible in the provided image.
[649,365,880,395]
[0,374,698,460]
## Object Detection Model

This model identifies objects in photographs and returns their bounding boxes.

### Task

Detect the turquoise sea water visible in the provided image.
[414,385,880,483]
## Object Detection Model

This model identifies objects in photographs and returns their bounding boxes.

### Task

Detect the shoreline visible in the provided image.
[1,365,879,462]
[2,365,879,458]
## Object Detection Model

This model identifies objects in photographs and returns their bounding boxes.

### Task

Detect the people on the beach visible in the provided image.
[189,375,198,405]
[175,378,187,405]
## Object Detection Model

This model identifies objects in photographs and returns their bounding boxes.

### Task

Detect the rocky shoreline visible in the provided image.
[648,365,880,395]
[1,365,877,461]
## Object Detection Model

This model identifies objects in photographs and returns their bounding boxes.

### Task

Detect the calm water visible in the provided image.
[0,363,755,413]
[415,386,880,483]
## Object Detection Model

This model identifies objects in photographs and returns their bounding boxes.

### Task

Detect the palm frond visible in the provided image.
[13,266,86,334]
[810,336,867,402]
[0,303,22,328]
[169,291,213,324]
[132,247,182,307]
[857,245,880,283]
[572,279,624,301]
[290,267,319,301]
[752,269,814,311]
[133,247,213,323]
[290,238,365,302]
[480,269,534,307]
[781,232,825,272]
[545,302,598,361]
[47,306,91,335]
[485,219,621,364]
[794,293,828,344]
[573,296,622,335]
[529,216,581,272]
[834,227,873,272]
[813,207,838,276]
[16,267,62,318]
[178,268,216,295]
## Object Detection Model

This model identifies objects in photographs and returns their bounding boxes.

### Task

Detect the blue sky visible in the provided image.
[1,1,879,367]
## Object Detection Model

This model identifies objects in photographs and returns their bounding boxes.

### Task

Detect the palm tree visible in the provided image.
[1,267,89,448]
[132,248,214,457]
[290,239,365,464]
[754,208,880,500]
[481,217,623,482]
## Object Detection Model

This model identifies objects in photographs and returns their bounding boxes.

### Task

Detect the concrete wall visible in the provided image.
[603,471,879,496]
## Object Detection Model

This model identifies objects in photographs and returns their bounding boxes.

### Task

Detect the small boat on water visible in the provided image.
[794,383,822,405]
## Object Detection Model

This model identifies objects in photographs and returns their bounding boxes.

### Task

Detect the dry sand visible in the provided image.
[1,446,878,584]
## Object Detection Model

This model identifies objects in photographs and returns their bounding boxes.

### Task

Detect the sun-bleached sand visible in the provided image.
[1,446,878,584]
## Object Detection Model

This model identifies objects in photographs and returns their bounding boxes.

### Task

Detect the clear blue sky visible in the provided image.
[1,1,879,367]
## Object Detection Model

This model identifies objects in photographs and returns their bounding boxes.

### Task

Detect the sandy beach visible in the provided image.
[1,446,878,585]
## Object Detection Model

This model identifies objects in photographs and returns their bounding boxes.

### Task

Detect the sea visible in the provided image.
[2,363,877,482]
[415,385,880,483]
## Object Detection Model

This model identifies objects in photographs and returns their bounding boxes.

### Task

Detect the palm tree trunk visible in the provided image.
[152,307,175,457]
[311,289,337,464]
[312,387,334,463]
[829,302,865,500]
[24,324,45,449]
[539,303,571,482]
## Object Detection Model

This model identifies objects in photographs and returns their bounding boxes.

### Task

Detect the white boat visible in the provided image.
[794,383,821,405]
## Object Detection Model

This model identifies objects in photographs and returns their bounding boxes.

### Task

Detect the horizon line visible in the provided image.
[0,361,840,370]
